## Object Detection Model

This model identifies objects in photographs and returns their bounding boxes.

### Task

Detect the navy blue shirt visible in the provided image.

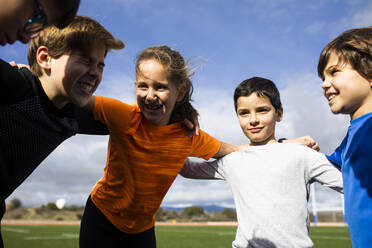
[0,59,108,202]
[327,112,372,248]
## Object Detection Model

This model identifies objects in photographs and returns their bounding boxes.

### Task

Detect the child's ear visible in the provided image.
[36,46,52,70]
[176,84,187,102]
[276,107,283,122]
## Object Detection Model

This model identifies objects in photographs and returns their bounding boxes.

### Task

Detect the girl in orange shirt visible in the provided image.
[79,45,241,248]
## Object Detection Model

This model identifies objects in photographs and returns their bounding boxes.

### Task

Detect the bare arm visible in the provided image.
[212,142,249,159]
[213,142,238,159]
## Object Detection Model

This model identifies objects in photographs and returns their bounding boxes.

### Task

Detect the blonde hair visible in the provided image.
[136,45,198,124]
[28,15,124,76]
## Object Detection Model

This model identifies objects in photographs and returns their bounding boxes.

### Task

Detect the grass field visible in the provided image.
[2,224,351,247]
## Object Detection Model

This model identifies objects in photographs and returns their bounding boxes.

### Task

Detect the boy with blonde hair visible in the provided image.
[180,77,343,248]
[0,15,124,247]
[318,26,372,247]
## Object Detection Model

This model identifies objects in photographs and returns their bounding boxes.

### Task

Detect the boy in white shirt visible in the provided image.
[180,77,343,248]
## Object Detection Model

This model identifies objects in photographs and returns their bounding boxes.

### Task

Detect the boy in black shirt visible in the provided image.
[0,15,124,247]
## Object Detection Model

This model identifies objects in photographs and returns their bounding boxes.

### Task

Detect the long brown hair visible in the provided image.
[136,45,199,124]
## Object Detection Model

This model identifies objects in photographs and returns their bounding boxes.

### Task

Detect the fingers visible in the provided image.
[312,143,320,151]
[183,119,194,130]
[182,119,197,137]
[8,61,30,69]
[194,121,200,136]
[9,61,17,67]
[301,136,320,151]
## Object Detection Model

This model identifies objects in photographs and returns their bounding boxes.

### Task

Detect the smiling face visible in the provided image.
[236,93,283,146]
[321,52,372,120]
[135,59,185,126]
[45,44,106,108]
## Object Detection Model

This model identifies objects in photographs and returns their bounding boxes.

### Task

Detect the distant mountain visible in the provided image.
[161,205,235,212]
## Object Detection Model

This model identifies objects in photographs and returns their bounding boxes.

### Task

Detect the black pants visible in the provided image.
[79,196,156,248]
[0,200,5,248]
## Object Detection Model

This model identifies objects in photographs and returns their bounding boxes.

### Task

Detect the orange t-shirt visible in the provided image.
[91,96,221,233]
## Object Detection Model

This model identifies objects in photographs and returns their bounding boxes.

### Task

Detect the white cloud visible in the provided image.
[304,21,327,35]
[352,2,372,27]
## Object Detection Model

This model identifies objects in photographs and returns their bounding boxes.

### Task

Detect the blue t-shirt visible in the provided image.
[327,112,372,248]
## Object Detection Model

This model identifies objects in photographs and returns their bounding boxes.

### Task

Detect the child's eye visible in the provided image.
[79,58,90,65]
[257,108,269,113]
[155,85,168,90]
[136,83,148,89]
[238,111,249,116]
[98,64,105,72]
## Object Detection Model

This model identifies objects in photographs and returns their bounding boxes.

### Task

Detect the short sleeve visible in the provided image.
[94,96,139,134]
[189,130,221,160]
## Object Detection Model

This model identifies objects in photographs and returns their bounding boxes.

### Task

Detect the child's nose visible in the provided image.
[321,79,330,89]
[145,88,157,100]
[249,114,259,124]
[88,65,100,78]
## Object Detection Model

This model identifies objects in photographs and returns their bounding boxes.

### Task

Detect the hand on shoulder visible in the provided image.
[283,136,320,151]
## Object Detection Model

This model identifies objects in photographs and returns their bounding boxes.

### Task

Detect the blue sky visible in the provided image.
[1,0,371,210]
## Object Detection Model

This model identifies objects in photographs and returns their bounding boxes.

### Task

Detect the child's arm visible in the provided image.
[309,155,343,193]
[213,142,248,159]
[179,158,224,180]
[76,96,108,135]
[282,136,320,151]
[75,107,109,135]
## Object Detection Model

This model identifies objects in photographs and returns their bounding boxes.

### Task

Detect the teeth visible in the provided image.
[146,104,162,110]
[328,95,335,101]
[80,82,93,92]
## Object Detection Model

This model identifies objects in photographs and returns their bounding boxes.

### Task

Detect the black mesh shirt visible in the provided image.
[0,59,108,201]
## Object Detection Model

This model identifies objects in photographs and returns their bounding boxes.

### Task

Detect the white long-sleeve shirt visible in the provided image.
[180,143,343,248]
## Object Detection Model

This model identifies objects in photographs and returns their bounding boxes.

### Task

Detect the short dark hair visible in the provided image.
[318,26,372,81]
[233,77,282,112]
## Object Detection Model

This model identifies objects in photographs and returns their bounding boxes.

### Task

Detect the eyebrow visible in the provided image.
[324,64,339,74]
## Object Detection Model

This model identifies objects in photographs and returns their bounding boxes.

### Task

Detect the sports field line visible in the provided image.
[311,235,350,241]
[2,227,30,233]
[24,233,78,240]
[157,228,235,236]
[311,229,350,233]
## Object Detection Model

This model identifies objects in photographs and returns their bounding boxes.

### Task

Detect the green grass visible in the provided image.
[2,225,351,248]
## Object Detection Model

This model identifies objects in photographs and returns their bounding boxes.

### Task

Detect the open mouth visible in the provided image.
[78,81,95,94]
[326,92,337,104]
[145,103,162,111]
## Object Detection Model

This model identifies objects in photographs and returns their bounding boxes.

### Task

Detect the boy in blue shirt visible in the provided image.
[317,26,372,247]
